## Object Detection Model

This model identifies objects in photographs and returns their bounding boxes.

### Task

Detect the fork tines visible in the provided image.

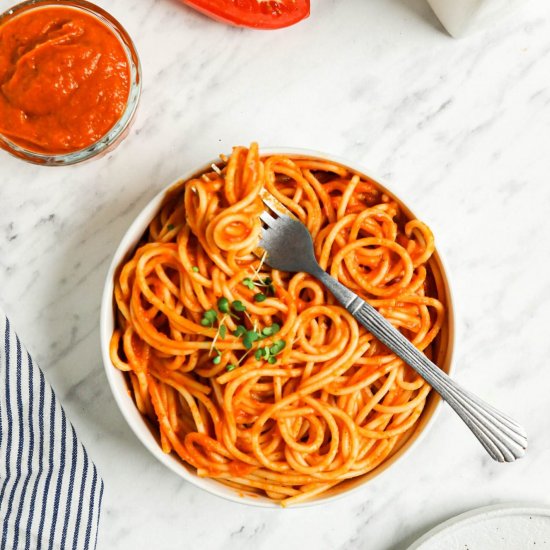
[259,188,296,220]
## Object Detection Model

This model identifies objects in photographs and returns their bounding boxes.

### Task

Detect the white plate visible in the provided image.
[408,504,550,550]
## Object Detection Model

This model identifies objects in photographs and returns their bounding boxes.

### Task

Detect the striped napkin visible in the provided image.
[0,310,103,549]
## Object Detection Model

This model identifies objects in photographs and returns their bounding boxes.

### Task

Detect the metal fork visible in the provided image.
[258,193,527,462]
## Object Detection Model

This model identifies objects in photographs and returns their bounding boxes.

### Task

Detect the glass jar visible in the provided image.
[0,0,142,166]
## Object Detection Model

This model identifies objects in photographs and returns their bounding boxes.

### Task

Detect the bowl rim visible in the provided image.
[99,146,456,508]
[0,0,142,166]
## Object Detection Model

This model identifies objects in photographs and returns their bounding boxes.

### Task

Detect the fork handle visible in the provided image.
[313,268,527,462]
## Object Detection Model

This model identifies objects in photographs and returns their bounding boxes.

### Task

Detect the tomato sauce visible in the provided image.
[0,6,130,154]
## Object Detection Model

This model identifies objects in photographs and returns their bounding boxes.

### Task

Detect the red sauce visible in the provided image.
[227,460,256,477]
[0,6,130,154]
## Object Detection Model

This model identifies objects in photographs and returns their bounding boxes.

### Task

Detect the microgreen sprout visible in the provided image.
[270,340,286,355]
[243,330,260,349]
[217,297,230,313]
[253,339,285,365]
[242,278,255,290]
[232,300,246,312]
[201,309,217,327]
[261,323,280,337]
[233,325,246,337]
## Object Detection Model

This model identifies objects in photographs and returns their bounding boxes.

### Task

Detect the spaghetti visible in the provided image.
[110,143,446,504]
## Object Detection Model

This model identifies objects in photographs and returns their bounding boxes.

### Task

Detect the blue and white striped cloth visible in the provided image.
[0,311,103,549]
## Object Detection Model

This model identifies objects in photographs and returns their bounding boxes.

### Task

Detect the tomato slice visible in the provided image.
[180,0,310,29]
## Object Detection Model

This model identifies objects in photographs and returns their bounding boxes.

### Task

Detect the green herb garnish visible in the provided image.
[243,330,260,349]
[232,300,246,312]
[242,278,255,290]
[201,309,217,327]
[217,297,230,313]
[212,355,221,365]
[167,224,175,231]
[219,325,227,339]
[270,340,286,355]
[267,356,277,365]
[233,325,246,337]
[226,364,236,372]
[261,323,280,337]
[254,293,267,303]
[192,266,199,273]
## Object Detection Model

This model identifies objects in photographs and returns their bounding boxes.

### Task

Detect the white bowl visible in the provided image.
[100,148,455,508]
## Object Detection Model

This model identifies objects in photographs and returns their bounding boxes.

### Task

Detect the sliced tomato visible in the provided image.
[181,0,310,29]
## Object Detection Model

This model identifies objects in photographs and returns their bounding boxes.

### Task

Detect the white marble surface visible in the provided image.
[2,0,550,548]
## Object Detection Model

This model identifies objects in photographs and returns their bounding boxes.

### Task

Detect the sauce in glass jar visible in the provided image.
[0,1,141,165]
